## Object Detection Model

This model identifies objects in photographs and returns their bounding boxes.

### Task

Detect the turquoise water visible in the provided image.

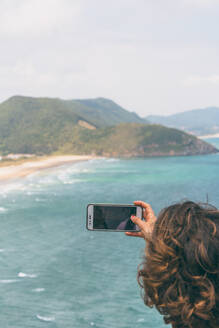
[0,138,219,328]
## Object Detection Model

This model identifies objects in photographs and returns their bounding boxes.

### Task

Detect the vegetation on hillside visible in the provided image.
[56,123,217,157]
[0,96,217,157]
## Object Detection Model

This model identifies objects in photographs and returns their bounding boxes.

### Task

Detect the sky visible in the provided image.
[0,0,219,117]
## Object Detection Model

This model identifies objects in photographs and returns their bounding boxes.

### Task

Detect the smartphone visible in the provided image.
[86,203,143,231]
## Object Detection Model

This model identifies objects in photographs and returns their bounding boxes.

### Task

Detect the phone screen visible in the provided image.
[93,205,139,231]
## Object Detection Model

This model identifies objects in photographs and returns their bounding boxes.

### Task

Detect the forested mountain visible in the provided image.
[146,107,219,136]
[75,98,148,126]
[0,96,217,156]
[57,123,218,157]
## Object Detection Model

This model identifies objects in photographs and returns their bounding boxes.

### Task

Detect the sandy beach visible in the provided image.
[0,155,96,182]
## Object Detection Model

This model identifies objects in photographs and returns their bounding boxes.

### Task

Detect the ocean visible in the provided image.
[0,138,219,328]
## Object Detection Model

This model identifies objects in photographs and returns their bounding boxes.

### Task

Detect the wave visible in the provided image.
[18,272,37,278]
[0,279,19,284]
[0,207,7,213]
[0,249,5,252]
[56,172,84,184]
[0,182,27,195]
[33,288,45,292]
[105,158,120,162]
[36,315,55,322]
[62,180,82,185]
[0,158,105,195]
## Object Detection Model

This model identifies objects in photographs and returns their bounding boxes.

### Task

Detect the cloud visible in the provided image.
[182,0,219,8]
[183,75,219,86]
[0,0,81,38]
[0,61,57,90]
[0,0,219,115]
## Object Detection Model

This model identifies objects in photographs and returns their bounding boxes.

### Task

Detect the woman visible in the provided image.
[126,200,219,328]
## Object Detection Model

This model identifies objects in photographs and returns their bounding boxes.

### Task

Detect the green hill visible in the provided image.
[0,95,217,157]
[146,107,219,136]
[57,123,217,157]
[74,98,147,126]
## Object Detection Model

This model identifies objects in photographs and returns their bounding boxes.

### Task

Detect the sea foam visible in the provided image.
[33,288,45,292]
[18,272,37,278]
[0,279,19,284]
[36,315,55,322]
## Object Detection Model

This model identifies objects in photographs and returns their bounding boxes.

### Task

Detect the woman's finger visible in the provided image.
[130,215,154,241]
[134,200,156,222]
[125,231,144,238]
[130,215,146,230]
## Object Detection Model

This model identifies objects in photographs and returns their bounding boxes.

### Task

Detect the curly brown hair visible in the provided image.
[138,201,219,328]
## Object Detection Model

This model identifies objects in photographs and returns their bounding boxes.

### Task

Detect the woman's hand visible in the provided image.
[125,200,157,241]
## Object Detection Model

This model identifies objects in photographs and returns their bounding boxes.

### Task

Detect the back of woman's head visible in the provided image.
[138,201,219,328]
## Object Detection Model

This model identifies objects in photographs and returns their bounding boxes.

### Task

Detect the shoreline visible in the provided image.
[0,155,96,182]
[198,133,219,139]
